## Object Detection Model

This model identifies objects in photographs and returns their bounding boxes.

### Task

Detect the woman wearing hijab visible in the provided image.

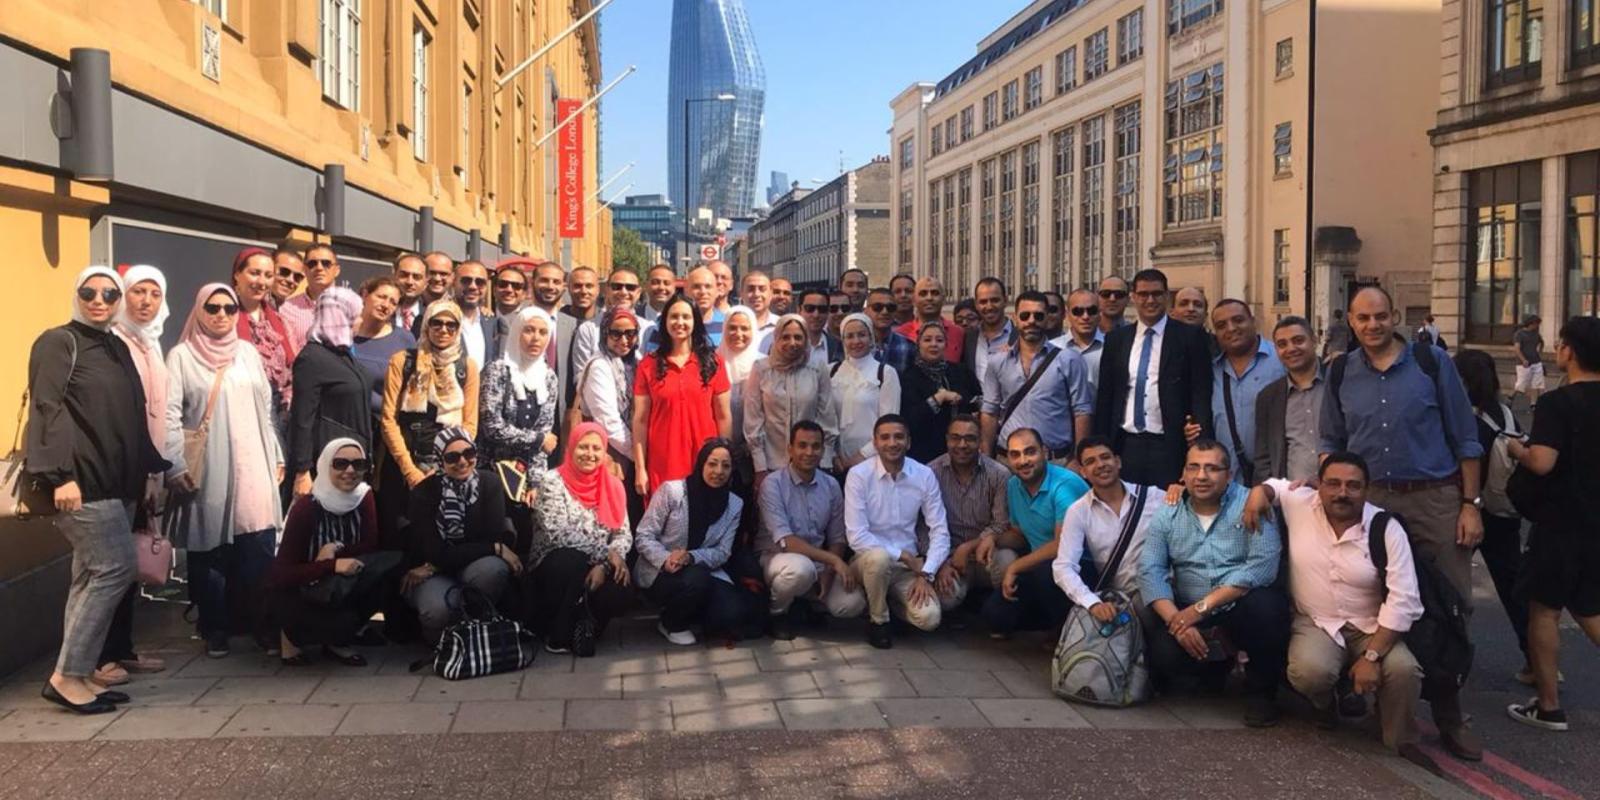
[634,438,754,645]
[232,247,297,436]
[717,305,761,450]
[267,438,400,666]
[743,315,840,487]
[632,294,732,496]
[95,265,170,684]
[574,304,645,525]
[900,320,983,464]
[289,286,370,498]
[28,266,167,714]
[829,313,902,477]
[163,284,286,658]
[400,427,519,644]
[351,276,416,417]
[525,422,633,656]
[379,299,480,542]
[480,306,560,477]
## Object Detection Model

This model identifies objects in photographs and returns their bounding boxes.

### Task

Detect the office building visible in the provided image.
[768,170,791,205]
[668,0,766,221]
[749,158,892,290]
[611,194,680,268]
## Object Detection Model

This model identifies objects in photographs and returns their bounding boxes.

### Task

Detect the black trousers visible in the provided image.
[1139,587,1292,697]
[1118,432,1184,488]
[269,551,402,648]
[981,563,1070,634]
[525,548,633,649]
[97,584,139,665]
[645,564,751,636]
[1479,512,1529,655]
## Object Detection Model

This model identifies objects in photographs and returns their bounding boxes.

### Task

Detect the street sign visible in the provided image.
[715,233,727,246]
[699,244,721,261]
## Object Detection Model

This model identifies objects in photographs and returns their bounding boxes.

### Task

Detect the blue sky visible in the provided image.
[598,0,1021,203]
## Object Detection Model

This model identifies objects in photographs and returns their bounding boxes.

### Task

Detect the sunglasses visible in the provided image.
[830,304,851,313]
[1046,306,1061,314]
[76,286,122,304]
[458,277,488,287]
[442,448,478,465]
[428,319,461,332]
[330,457,370,473]
[802,304,830,313]
[203,302,240,316]
[606,328,639,340]
[1099,290,1128,300]
[495,280,526,291]
[1069,305,1098,317]
[608,282,640,292]
[1016,311,1046,322]
[306,259,336,269]
[277,267,306,284]
[870,302,897,313]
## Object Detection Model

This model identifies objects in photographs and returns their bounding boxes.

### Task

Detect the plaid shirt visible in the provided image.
[1138,482,1281,607]
[875,330,917,372]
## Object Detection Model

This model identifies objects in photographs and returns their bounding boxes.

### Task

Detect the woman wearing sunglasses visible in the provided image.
[231,247,297,438]
[164,284,286,659]
[267,438,400,666]
[288,287,371,500]
[28,266,168,714]
[400,427,519,645]
[574,304,646,526]
[479,307,560,480]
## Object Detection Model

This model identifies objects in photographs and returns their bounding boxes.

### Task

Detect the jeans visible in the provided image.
[645,564,749,636]
[1140,587,1292,697]
[981,562,1071,635]
[526,547,633,649]
[187,528,275,640]
[54,500,137,677]
[405,555,513,644]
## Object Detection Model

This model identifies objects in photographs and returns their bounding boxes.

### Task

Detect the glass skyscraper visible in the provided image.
[668,0,765,221]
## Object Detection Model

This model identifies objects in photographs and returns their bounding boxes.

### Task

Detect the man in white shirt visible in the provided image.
[453,259,496,366]
[843,414,953,649]
[1053,436,1164,618]
[1243,452,1426,760]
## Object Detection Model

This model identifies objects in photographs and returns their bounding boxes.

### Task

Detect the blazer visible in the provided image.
[958,323,1016,377]
[1252,376,1291,483]
[1091,315,1215,451]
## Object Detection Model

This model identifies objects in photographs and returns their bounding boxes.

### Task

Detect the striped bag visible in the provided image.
[432,586,537,680]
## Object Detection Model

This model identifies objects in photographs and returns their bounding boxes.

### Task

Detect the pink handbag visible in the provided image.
[133,528,173,587]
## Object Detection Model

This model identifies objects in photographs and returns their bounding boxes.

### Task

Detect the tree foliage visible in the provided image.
[612,226,651,276]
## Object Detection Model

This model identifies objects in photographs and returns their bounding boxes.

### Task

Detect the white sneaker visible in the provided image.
[658,622,697,646]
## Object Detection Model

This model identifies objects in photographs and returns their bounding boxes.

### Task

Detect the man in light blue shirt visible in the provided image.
[1052,288,1105,399]
[686,265,725,345]
[982,428,1088,638]
[980,291,1093,461]
[1209,300,1285,485]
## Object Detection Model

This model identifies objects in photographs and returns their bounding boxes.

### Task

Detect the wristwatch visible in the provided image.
[1362,648,1381,663]
[1194,599,1211,616]
[1463,495,1483,510]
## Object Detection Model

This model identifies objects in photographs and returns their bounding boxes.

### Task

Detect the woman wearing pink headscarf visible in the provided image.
[164,284,285,658]
[288,286,369,499]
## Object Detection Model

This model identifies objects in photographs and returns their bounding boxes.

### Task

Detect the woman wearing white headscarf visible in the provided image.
[717,305,762,448]
[288,286,369,498]
[28,266,168,714]
[164,283,285,659]
[743,314,839,485]
[479,306,560,477]
[829,313,902,476]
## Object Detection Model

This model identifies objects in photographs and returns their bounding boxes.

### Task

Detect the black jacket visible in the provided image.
[289,341,374,473]
[1252,375,1290,483]
[899,362,983,464]
[403,469,511,574]
[1092,315,1215,451]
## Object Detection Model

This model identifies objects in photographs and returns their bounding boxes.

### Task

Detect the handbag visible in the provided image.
[302,550,402,606]
[571,589,599,657]
[180,366,228,489]
[432,585,538,679]
[133,525,173,586]
[3,333,78,520]
[494,459,532,507]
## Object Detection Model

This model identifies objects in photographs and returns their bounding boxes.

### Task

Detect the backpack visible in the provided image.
[1328,341,1454,455]
[1475,403,1523,518]
[831,359,886,384]
[1052,487,1152,707]
[429,586,538,680]
[1369,511,1474,692]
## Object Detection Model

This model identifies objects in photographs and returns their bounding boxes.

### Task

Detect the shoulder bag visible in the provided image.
[998,348,1059,430]
[180,364,229,489]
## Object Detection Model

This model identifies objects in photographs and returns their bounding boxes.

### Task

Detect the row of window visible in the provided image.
[1486,0,1600,89]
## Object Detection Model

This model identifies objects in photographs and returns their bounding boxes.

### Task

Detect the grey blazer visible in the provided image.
[1252,375,1290,483]
[632,479,744,589]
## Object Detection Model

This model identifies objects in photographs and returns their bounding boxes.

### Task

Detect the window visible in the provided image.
[194,0,226,17]
[1113,102,1142,276]
[1000,150,1017,282]
[983,92,999,131]
[900,136,915,170]
[411,24,430,160]
[1163,63,1225,226]
[960,106,975,140]
[1051,127,1075,290]
[1117,9,1145,64]
[459,80,472,188]
[1564,151,1599,318]
[1273,122,1292,176]
[1486,0,1544,88]
[1081,116,1106,286]
[1056,46,1078,94]
[945,117,958,151]
[943,175,958,290]
[1466,161,1542,343]
[931,125,944,157]
[1273,230,1291,305]
[1084,29,1109,81]
[929,179,942,280]
[1275,38,1294,78]
[1578,0,1600,68]
[1024,67,1043,111]
[957,168,972,293]
[900,189,915,270]
[1021,140,1041,290]
[320,0,361,109]
[980,158,996,275]
[1002,80,1020,122]
[1169,0,1223,35]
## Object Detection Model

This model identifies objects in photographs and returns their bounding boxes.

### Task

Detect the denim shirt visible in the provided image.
[1211,335,1285,479]
[1138,482,1281,607]
[1317,342,1483,481]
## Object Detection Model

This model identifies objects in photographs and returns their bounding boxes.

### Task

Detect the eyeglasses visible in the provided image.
[203,302,240,316]
[606,328,639,340]
[1132,290,1166,301]
[870,302,897,313]
[442,448,478,465]
[330,457,370,473]
[1016,311,1046,322]
[306,259,336,269]
[427,319,461,332]
[802,304,829,313]
[495,280,526,291]
[608,282,640,292]
[277,267,306,284]
[76,286,122,304]
[1046,306,1061,315]
[1098,290,1128,300]
[458,277,487,287]
[1068,305,1098,317]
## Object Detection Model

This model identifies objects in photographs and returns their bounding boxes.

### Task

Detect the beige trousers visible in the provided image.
[1286,615,1422,750]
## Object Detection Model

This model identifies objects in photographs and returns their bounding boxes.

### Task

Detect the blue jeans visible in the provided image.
[187,529,275,639]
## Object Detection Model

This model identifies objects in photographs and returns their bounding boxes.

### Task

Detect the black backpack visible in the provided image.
[1328,340,1455,455]
[1368,511,1474,691]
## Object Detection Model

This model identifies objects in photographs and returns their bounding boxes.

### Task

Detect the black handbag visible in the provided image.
[301,550,402,606]
[1506,463,1557,525]
[433,585,538,679]
[571,590,599,658]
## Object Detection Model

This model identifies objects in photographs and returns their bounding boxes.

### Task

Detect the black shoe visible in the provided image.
[204,632,230,659]
[95,690,130,704]
[280,652,313,667]
[867,622,893,650]
[352,625,387,647]
[1313,701,1337,731]
[41,683,117,715]
[768,613,796,641]
[1507,699,1569,732]
[1243,694,1281,728]
[1337,689,1368,719]
[321,646,368,667]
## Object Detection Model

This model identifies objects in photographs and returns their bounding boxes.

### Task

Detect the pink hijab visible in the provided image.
[558,422,628,530]
[179,284,243,370]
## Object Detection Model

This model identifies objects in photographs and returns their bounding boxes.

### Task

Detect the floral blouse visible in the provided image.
[527,470,632,569]
[478,360,560,476]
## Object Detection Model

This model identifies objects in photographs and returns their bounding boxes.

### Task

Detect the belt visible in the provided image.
[1369,473,1460,493]
[1049,446,1074,461]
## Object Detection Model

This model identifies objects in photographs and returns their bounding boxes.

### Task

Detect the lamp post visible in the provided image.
[682,93,735,272]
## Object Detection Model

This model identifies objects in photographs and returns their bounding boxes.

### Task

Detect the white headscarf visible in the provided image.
[312,437,371,515]
[501,306,553,404]
[840,313,885,385]
[718,305,762,385]
[114,264,171,354]
[71,265,125,331]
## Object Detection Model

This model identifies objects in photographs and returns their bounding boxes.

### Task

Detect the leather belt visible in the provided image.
[1369,473,1460,493]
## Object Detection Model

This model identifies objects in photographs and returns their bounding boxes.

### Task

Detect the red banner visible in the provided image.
[557,98,585,239]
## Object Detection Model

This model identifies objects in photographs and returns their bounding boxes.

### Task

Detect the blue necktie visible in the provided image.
[1133,328,1154,431]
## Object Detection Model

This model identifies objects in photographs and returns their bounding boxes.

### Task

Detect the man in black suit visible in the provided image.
[1092,268,1214,486]
[1252,316,1324,483]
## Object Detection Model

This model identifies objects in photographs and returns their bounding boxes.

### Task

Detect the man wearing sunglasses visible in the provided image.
[980,291,1092,464]
[490,262,529,317]
[827,290,851,338]
[451,260,499,367]
[1051,288,1106,399]
[794,288,844,367]
[1043,291,1067,341]
[270,245,307,308]
[866,287,916,371]
[571,267,658,377]
[1097,275,1133,334]
[894,276,964,363]
[277,243,340,352]
[769,277,795,315]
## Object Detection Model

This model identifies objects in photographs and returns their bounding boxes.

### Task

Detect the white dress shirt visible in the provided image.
[1265,478,1424,647]
[460,307,487,366]
[1052,482,1165,609]
[1122,315,1167,434]
[830,355,902,460]
[844,456,951,575]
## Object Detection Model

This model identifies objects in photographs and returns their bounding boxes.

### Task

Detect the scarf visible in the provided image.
[839,314,884,385]
[433,426,479,543]
[502,306,553,403]
[766,314,810,373]
[312,437,370,515]
[914,320,950,382]
[717,305,762,386]
[114,264,170,354]
[558,422,628,530]
[684,440,733,551]
[238,300,294,409]
[70,265,124,331]
[178,284,243,371]
[596,305,639,424]
[401,300,466,424]
[307,286,362,349]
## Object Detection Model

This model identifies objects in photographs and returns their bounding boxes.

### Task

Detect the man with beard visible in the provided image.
[391,253,429,331]
[840,268,869,312]
[491,261,529,317]
[452,259,499,366]
[962,277,1013,382]
[529,260,582,414]
[1252,316,1324,482]
[1207,299,1284,485]
[889,273,917,327]
[769,277,795,315]
[562,265,600,321]
[980,291,1092,463]
[866,287,916,371]
[1042,291,1066,341]
[987,428,1087,639]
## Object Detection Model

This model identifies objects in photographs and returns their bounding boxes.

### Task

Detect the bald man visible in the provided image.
[1173,287,1210,328]
[686,265,725,345]
[894,276,965,362]
[710,260,735,313]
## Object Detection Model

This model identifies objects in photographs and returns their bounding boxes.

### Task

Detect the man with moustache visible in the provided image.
[572,266,657,375]
[865,287,916,371]
[491,261,529,317]
[980,291,1092,463]
[987,428,1088,638]
[527,260,582,414]
[1051,288,1105,399]
[769,277,795,315]
[827,290,851,338]
[928,415,1013,600]
[562,265,600,321]
[1252,316,1324,482]
[961,277,1014,381]
[1042,291,1066,341]
[451,259,499,366]
[1053,436,1165,619]
[1207,299,1284,485]
[391,253,429,331]
[840,268,869,312]
[889,274,917,327]
[277,243,340,351]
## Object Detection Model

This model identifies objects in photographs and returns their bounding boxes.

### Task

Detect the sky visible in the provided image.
[598,0,1022,204]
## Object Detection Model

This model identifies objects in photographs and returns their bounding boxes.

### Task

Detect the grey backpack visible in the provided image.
[1051,487,1152,707]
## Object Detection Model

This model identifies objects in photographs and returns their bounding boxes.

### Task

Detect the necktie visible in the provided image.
[1133,328,1154,432]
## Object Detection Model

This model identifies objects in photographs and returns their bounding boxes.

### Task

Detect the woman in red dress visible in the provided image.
[631,293,731,495]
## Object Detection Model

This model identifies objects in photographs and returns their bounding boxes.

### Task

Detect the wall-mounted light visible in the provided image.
[50,48,115,181]
[321,164,346,237]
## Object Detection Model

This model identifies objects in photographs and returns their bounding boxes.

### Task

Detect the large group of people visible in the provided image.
[23,251,1600,769]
